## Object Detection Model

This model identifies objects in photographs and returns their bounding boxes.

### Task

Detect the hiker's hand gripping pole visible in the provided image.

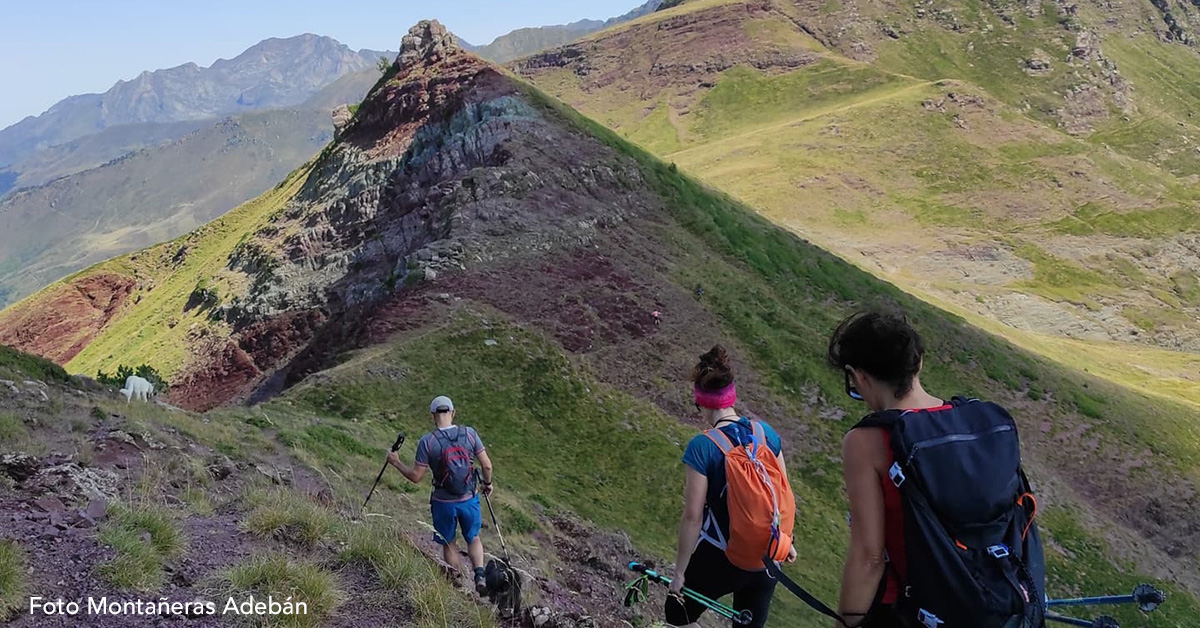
[363,432,405,510]
[627,562,753,626]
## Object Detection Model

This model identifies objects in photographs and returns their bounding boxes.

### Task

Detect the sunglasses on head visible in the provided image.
[844,369,864,401]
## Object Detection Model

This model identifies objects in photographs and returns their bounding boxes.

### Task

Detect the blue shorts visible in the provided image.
[431,495,481,546]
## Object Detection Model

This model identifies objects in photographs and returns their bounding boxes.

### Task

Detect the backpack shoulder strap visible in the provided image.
[747,420,773,458]
[749,420,767,444]
[851,409,902,431]
[704,428,736,455]
[764,560,847,623]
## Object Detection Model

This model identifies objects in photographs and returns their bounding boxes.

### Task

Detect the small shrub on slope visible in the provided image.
[0,539,27,620]
[97,503,184,590]
[243,489,336,546]
[218,553,343,628]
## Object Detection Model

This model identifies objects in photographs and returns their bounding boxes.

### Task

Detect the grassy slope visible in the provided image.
[53,164,311,379]
[663,69,1200,414]
[3,48,1200,623]
[1094,34,1200,177]
[2,358,493,628]
[522,2,1200,428]
[80,83,1196,625]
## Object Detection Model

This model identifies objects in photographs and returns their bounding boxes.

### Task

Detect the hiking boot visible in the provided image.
[474,567,488,596]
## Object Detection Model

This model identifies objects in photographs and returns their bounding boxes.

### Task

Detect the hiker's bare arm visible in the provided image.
[386,451,427,483]
[671,467,707,591]
[477,449,494,488]
[837,429,888,626]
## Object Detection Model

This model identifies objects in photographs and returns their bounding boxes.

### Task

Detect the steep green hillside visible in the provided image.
[514,0,1200,428]
[3,19,1197,626]
[232,103,1200,623]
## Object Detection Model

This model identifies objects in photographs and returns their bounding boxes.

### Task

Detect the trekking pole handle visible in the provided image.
[626,563,749,625]
[628,562,667,584]
[362,432,406,511]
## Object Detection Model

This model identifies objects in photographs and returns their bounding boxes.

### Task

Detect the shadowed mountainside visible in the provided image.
[512,0,1200,409]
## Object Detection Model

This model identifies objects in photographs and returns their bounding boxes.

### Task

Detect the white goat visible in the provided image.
[120,375,155,403]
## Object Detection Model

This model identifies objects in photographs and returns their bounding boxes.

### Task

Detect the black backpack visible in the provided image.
[853,397,1046,628]
[432,427,477,497]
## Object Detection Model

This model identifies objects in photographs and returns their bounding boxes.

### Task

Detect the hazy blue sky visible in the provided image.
[0,0,638,128]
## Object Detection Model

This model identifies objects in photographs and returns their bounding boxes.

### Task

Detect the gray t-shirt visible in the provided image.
[415,425,485,502]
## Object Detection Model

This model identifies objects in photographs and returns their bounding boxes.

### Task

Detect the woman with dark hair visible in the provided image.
[828,311,1042,628]
[828,312,942,627]
[666,345,796,628]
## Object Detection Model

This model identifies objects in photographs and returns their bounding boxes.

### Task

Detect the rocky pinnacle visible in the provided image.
[397,20,461,68]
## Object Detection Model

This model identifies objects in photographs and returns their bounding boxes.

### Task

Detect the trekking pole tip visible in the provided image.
[1133,583,1166,612]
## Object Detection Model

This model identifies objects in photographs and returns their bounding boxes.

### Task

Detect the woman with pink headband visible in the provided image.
[665,345,796,628]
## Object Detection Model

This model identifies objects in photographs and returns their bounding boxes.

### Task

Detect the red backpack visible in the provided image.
[704,421,796,570]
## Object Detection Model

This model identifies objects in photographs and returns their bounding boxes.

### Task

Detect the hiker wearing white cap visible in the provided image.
[386,395,495,593]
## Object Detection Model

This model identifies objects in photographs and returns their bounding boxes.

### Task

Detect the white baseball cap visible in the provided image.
[430,396,454,413]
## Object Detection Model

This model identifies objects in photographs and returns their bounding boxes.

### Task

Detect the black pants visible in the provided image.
[665,541,777,628]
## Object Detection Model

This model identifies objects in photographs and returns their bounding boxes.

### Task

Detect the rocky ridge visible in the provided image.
[158,21,654,409]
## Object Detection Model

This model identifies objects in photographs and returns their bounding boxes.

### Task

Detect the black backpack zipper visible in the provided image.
[904,424,1014,467]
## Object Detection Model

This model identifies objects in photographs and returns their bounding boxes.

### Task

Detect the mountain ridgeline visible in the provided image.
[0,34,383,170]
[0,17,1198,627]
[464,0,664,61]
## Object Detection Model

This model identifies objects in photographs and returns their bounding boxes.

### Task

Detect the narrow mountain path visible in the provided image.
[663,79,940,161]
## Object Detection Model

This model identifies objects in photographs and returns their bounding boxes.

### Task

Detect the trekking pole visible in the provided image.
[1046,612,1119,628]
[362,432,405,510]
[475,470,523,616]
[476,469,511,563]
[1047,584,1166,613]
[627,562,753,626]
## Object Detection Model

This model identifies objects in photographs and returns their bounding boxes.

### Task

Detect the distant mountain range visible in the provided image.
[0,34,385,172]
[0,35,388,307]
[465,0,664,61]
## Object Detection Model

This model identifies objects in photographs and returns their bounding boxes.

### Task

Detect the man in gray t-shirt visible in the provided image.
[387,395,494,593]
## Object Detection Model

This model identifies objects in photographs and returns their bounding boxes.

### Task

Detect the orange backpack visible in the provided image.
[705,420,796,571]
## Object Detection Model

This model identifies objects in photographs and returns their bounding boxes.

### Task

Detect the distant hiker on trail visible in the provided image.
[653,310,662,326]
[829,312,1044,628]
[694,284,705,300]
[386,395,495,595]
[667,346,796,628]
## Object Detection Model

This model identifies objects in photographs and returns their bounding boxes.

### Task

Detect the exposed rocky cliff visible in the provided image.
[160,21,655,409]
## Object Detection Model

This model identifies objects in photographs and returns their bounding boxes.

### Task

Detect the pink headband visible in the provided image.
[695,383,737,409]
